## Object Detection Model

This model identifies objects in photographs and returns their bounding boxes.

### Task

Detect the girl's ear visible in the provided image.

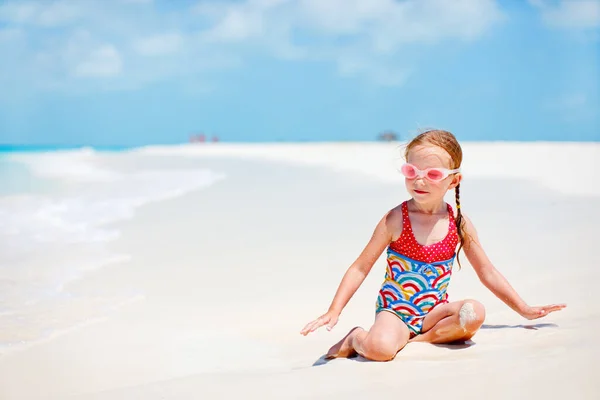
[448,173,462,189]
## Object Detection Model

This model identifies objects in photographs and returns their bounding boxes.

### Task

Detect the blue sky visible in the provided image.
[0,0,598,145]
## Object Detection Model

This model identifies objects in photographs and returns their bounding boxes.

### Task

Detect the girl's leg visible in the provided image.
[410,299,485,344]
[325,311,411,361]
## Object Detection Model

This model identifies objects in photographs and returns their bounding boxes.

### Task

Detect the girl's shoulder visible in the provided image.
[385,202,405,242]
[387,201,406,222]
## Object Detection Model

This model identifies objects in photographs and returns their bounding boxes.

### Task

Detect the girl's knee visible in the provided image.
[459,300,486,332]
[360,332,402,361]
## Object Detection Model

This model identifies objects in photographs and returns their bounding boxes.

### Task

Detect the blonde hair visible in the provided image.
[404,129,468,268]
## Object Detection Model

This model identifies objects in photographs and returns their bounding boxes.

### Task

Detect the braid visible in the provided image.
[454,184,467,269]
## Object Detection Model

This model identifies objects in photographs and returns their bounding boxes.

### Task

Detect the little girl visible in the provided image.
[300,129,566,361]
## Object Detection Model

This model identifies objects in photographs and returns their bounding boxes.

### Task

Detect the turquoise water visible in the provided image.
[0,145,133,195]
[0,144,133,153]
[0,157,40,195]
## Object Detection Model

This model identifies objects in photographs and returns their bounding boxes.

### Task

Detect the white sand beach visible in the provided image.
[0,141,598,400]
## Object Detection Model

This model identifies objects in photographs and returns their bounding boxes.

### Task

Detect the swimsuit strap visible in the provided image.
[401,201,411,231]
[400,201,417,241]
[446,202,456,225]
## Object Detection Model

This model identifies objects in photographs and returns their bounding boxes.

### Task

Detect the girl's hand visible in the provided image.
[520,304,566,320]
[300,311,339,336]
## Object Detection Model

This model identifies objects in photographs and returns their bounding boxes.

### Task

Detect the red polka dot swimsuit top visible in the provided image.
[389,201,459,263]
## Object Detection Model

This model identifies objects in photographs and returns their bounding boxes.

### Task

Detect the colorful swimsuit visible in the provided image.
[376,201,459,336]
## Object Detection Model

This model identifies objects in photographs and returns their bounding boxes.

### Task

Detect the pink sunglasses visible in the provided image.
[400,163,461,182]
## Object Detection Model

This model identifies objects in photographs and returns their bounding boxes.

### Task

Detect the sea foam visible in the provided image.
[0,148,225,352]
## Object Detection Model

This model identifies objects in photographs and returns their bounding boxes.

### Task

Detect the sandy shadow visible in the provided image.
[311,324,558,366]
[312,352,362,366]
[311,341,476,366]
[312,355,330,367]
[311,343,476,365]
[430,339,476,350]
[481,323,558,330]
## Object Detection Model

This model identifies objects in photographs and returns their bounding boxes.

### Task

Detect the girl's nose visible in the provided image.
[414,177,426,186]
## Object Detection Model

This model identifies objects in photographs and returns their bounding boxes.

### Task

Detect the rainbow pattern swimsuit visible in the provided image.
[376,201,459,336]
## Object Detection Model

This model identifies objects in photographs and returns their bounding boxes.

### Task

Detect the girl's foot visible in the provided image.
[325,327,363,359]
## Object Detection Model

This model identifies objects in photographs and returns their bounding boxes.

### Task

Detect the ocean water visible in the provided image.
[0,146,225,352]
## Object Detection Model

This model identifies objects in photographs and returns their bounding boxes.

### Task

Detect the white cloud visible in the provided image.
[193,0,505,86]
[201,7,266,42]
[546,93,588,110]
[338,57,411,87]
[0,0,505,92]
[529,0,600,29]
[0,0,86,27]
[133,32,183,56]
[197,0,504,48]
[544,93,598,123]
[296,0,503,46]
[74,45,123,78]
[0,27,22,42]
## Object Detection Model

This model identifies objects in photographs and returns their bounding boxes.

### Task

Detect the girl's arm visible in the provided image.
[327,211,397,314]
[462,214,566,320]
[300,209,399,335]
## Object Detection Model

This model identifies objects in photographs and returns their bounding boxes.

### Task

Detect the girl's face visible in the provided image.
[404,144,462,203]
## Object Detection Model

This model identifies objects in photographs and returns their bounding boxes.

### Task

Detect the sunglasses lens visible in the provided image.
[427,169,444,181]
[401,164,416,178]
